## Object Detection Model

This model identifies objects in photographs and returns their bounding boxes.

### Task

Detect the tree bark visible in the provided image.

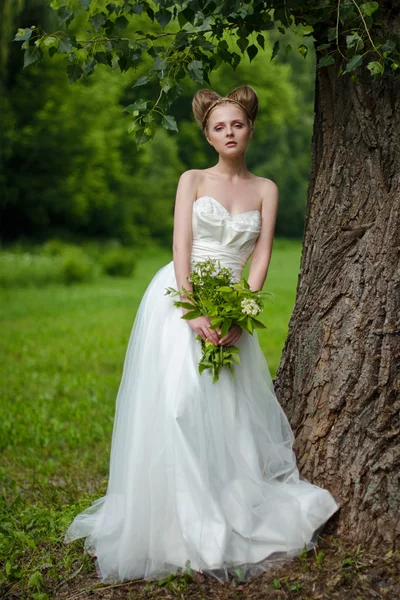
[274,45,400,548]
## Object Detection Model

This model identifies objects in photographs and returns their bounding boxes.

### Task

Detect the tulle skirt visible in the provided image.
[63,260,339,583]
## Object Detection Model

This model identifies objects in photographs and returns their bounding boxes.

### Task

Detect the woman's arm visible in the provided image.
[172,170,198,307]
[247,179,279,291]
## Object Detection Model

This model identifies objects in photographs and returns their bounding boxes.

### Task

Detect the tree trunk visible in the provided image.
[274,48,400,548]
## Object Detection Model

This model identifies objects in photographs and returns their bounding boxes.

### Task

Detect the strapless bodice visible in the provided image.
[191,196,262,279]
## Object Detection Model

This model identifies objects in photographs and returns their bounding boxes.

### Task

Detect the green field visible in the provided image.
[0,239,302,598]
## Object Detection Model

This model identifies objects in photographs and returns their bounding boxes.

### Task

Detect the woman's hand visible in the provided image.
[218,323,242,346]
[186,315,221,346]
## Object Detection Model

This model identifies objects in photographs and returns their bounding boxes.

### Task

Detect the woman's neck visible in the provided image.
[212,155,250,180]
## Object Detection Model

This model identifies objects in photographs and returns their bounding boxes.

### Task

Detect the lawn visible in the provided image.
[1,239,397,599]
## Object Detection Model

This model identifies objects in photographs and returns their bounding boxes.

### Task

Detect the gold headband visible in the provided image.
[201,97,252,130]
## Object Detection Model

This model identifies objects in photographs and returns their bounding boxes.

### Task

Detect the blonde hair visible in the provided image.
[192,85,258,134]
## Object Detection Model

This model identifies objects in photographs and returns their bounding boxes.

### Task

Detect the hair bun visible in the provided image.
[192,85,258,133]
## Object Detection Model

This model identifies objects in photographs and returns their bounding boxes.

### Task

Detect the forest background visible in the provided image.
[1,0,315,250]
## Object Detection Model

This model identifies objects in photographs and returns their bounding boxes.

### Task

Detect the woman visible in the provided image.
[64,85,339,584]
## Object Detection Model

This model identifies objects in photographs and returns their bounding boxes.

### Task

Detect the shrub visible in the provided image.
[0,246,99,288]
[60,248,99,284]
[0,252,65,288]
[100,247,136,277]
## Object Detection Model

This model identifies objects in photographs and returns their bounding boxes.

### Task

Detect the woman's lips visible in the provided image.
[226,142,237,146]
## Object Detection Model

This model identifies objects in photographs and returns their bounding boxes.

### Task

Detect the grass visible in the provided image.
[2,239,398,599]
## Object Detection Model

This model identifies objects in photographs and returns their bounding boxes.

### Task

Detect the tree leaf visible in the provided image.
[58,38,72,53]
[155,9,172,28]
[298,44,308,57]
[360,2,379,16]
[237,37,249,53]
[270,40,279,61]
[115,15,129,33]
[57,6,74,25]
[66,64,84,83]
[132,75,150,88]
[23,46,42,68]
[123,100,148,112]
[344,54,363,73]
[14,28,32,42]
[247,44,258,62]
[89,13,106,32]
[132,3,145,15]
[367,61,384,75]
[135,127,152,147]
[162,114,178,132]
[318,55,335,68]
[187,60,203,83]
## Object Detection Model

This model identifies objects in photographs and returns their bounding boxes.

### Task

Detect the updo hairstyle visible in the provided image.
[192,85,258,135]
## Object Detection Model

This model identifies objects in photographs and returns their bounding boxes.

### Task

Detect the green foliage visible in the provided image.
[100,247,137,277]
[13,0,399,145]
[1,2,315,244]
[0,242,137,288]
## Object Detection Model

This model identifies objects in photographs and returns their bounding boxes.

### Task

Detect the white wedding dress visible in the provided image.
[64,196,339,583]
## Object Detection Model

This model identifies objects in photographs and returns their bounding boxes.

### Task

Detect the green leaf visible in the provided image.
[346,33,364,52]
[367,61,384,75]
[360,2,379,16]
[318,55,335,68]
[132,75,150,88]
[28,571,43,591]
[132,3,145,15]
[175,302,195,310]
[115,15,129,33]
[162,115,178,132]
[187,60,203,83]
[66,64,84,83]
[220,319,232,337]
[231,353,241,365]
[155,9,172,28]
[57,6,74,25]
[180,310,201,320]
[58,38,72,53]
[79,0,91,8]
[270,40,279,61]
[160,76,172,92]
[23,46,42,68]
[298,44,308,57]
[90,13,106,32]
[256,34,265,49]
[344,54,363,73]
[327,27,336,42]
[237,37,249,53]
[43,36,57,48]
[14,28,32,42]
[302,25,314,36]
[123,100,147,112]
[252,318,267,329]
[247,44,258,62]
[134,127,152,147]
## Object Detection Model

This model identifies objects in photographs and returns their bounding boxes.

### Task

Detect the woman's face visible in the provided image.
[205,104,253,155]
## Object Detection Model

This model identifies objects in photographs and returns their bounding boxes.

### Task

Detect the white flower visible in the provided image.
[241,298,261,317]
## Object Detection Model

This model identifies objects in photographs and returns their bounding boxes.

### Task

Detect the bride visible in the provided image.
[64,85,339,584]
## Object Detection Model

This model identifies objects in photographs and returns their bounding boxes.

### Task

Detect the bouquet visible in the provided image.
[165,258,271,383]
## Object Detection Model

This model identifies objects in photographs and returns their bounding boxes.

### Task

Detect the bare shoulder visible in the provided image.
[178,169,203,186]
[256,176,279,198]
